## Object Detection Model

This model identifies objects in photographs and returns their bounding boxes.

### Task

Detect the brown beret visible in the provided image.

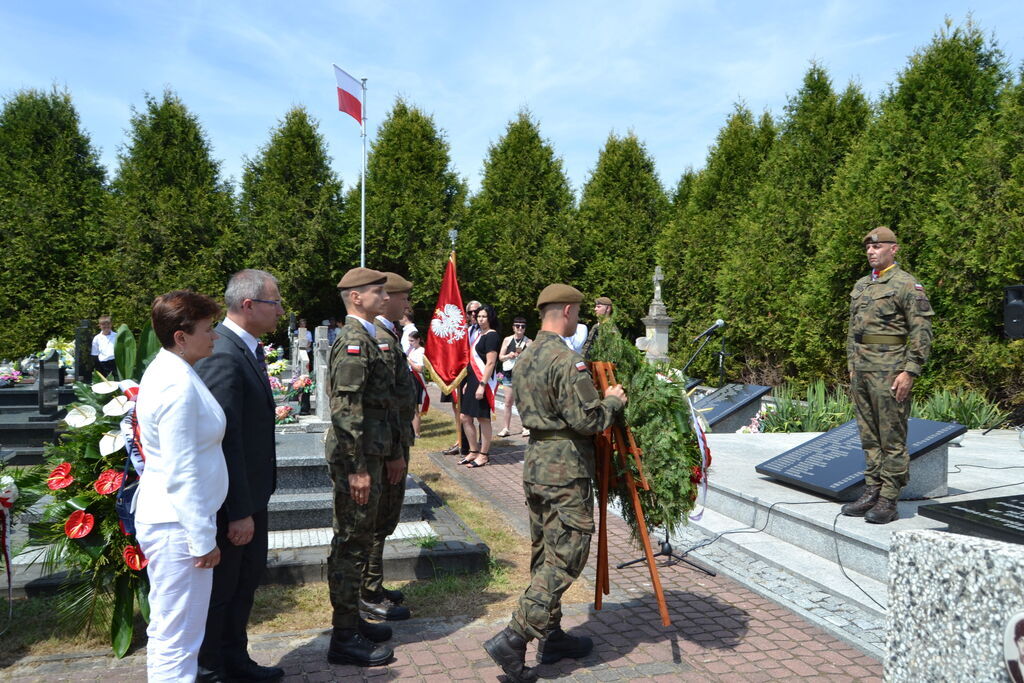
[595,296,613,306]
[863,226,897,245]
[536,283,584,309]
[337,267,387,289]
[382,272,413,294]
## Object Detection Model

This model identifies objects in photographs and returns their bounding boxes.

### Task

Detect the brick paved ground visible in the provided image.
[4,391,883,681]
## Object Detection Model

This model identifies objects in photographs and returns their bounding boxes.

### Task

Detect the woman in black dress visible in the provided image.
[459,304,500,467]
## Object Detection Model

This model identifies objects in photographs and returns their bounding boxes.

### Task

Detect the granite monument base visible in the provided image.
[888,529,1024,682]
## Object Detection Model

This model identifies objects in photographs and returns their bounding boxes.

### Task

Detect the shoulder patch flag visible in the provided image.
[914,283,924,291]
[346,344,360,355]
[378,343,390,352]
[575,361,588,372]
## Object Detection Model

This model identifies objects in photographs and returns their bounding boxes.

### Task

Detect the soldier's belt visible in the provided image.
[364,406,389,419]
[528,428,589,442]
[854,333,907,345]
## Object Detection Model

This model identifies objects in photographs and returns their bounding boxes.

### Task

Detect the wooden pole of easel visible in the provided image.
[591,361,672,627]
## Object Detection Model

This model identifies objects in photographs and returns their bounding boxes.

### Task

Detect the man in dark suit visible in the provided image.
[196,269,285,682]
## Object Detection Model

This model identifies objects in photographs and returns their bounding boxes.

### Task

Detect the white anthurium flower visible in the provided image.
[65,404,98,428]
[99,431,126,456]
[102,395,133,417]
[91,380,120,395]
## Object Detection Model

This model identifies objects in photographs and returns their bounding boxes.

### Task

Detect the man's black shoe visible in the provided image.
[196,666,230,682]
[327,629,393,666]
[358,617,393,643]
[360,595,411,621]
[224,659,284,681]
[537,628,594,664]
[383,587,405,604]
[483,627,538,683]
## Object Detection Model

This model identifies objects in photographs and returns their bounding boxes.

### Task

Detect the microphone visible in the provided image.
[692,319,725,342]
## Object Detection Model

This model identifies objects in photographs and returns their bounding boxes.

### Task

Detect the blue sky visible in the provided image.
[2,1,1022,195]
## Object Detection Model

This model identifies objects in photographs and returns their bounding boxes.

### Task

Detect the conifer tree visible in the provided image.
[796,20,1008,380]
[575,132,669,335]
[341,98,467,308]
[658,106,774,369]
[915,75,1024,401]
[240,106,344,324]
[460,110,574,325]
[109,90,237,325]
[0,88,108,356]
[715,66,870,381]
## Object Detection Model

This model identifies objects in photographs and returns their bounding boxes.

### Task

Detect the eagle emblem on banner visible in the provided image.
[430,304,467,344]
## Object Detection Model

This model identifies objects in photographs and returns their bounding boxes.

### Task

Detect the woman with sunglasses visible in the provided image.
[496,317,531,438]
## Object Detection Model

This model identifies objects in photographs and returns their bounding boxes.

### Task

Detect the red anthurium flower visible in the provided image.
[64,510,95,539]
[93,469,124,495]
[123,544,149,571]
[47,463,74,490]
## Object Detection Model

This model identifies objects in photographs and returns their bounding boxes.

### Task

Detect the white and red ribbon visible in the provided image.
[0,476,18,635]
[686,396,712,521]
[469,335,497,413]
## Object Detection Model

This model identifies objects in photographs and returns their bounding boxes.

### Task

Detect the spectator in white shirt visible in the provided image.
[90,315,118,377]
[562,322,588,354]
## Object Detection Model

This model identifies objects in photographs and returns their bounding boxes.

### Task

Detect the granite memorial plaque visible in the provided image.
[692,383,770,432]
[755,418,966,500]
[919,495,1024,545]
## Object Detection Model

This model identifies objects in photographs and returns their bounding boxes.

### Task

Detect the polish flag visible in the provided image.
[333,65,362,124]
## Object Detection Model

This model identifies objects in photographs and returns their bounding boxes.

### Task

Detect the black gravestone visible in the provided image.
[36,349,61,417]
[755,418,966,501]
[692,383,771,432]
[74,319,92,382]
[919,495,1024,545]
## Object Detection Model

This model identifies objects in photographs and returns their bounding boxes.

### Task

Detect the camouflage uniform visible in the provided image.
[361,318,417,600]
[325,316,395,629]
[847,264,933,500]
[508,331,624,641]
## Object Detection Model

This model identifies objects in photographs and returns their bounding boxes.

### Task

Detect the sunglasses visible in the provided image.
[513,324,525,328]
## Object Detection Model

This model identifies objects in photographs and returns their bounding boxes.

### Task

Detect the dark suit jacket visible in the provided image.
[195,322,277,521]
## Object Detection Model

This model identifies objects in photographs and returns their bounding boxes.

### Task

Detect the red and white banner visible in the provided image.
[333,64,363,125]
[469,333,497,413]
[686,395,713,521]
[424,252,469,395]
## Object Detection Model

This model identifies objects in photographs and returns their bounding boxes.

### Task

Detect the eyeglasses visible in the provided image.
[250,298,283,307]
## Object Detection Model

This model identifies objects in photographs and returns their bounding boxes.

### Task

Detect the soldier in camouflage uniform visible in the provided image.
[484,284,627,683]
[360,272,417,622]
[324,267,395,666]
[581,296,615,360]
[842,227,933,524]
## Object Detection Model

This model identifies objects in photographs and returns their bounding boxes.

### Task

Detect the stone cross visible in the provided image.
[314,325,331,421]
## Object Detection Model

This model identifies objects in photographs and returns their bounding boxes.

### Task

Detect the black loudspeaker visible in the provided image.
[1005,286,1024,339]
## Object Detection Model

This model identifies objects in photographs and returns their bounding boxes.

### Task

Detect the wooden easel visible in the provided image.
[590,361,671,627]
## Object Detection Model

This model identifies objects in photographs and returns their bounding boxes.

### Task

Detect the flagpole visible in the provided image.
[360,78,367,267]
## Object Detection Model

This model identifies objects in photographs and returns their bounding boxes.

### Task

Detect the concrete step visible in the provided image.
[0,419,63,447]
[268,475,429,531]
[0,445,46,465]
[276,452,330,492]
[0,384,76,407]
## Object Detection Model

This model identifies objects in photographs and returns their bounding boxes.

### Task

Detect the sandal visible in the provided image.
[443,443,461,455]
[496,428,511,437]
[458,451,479,465]
[466,452,489,468]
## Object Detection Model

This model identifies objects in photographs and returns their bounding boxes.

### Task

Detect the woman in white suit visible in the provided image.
[135,290,229,682]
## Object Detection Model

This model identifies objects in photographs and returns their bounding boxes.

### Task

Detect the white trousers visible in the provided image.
[136,521,214,682]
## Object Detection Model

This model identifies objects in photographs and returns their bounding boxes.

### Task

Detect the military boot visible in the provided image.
[537,628,594,664]
[360,593,411,620]
[327,628,393,666]
[358,617,392,643]
[840,485,880,517]
[865,496,898,524]
[483,627,538,683]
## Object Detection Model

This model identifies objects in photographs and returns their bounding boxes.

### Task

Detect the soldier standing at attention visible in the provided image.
[581,296,614,360]
[484,284,627,682]
[361,272,416,622]
[841,227,933,524]
[324,267,395,666]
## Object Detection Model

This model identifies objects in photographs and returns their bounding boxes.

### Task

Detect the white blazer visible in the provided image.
[134,348,228,556]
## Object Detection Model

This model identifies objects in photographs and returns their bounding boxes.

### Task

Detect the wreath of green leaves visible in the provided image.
[589,324,706,543]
